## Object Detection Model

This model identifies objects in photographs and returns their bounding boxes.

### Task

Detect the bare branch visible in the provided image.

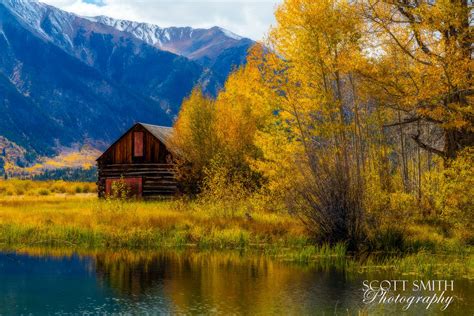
[362,2,433,65]
[396,5,436,57]
[384,116,421,127]
[411,132,446,158]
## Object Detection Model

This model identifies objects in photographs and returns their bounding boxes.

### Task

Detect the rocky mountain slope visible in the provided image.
[90,16,254,93]
[0,0,253,172]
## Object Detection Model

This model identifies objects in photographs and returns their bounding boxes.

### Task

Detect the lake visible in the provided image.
[0,249,472,315]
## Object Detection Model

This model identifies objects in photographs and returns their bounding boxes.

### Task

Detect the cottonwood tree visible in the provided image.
[359,0,473,160]
[254,0,369,245]
[171,88,219,193]
[171,50,275,195]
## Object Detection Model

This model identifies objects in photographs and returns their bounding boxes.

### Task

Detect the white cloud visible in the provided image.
[40,0,282,40]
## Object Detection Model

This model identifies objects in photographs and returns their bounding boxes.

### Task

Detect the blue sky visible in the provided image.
[83,0,106,5]
[41,0,282,40]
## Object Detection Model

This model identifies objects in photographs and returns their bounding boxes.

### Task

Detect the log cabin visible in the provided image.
[96,122,176,198]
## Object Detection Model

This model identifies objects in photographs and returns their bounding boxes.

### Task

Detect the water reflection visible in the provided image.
[0,248,472,315]
[92,251,362,314]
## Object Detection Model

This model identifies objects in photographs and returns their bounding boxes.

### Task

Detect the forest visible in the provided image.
[170,0,473,251]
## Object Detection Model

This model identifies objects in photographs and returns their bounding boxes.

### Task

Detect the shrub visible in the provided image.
[109,177,130,201]
[51,181,67,193]
[82,183,96,193]
[198,156,253,217]
[288,153,365,249]
[423,148,474,242]
[38,188,50,196]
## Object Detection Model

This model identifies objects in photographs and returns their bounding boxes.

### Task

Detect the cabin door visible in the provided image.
[105,177,142,198]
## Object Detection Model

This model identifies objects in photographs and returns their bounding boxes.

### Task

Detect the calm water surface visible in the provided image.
[0,249,472,315]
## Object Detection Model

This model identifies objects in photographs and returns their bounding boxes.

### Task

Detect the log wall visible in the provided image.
[97,163,177,198]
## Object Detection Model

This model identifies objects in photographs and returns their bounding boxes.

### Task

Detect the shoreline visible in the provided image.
[0,194,472,279]
[0,244,472,280]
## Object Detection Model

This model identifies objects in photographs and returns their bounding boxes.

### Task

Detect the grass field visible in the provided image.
[0,180,472,278]
[0,193,310,251]
[0,179,95,196]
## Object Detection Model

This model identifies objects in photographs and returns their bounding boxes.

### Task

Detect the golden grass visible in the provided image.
[0,194,308,251]
[0,192,471,277]
[0,179,96,196]
[0,180,472,278]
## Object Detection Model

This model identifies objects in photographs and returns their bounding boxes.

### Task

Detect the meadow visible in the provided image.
[0,179,472,279]
[0,180,308,251]
[0,179,95,196]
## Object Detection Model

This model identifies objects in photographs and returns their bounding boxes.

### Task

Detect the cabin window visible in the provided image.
[134,132,144,157]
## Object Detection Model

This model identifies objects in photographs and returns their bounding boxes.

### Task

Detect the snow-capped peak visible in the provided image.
[3,1,251,64]
[216,27,243,41]
[86,15,169,47]
[87,16,246,50]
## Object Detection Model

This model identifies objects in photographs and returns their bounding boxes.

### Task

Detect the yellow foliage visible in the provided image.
[4,146,100,177]
[358,0,473,155]
[171,47,278,194]
[169,0,471,248]
[424,148,474,237]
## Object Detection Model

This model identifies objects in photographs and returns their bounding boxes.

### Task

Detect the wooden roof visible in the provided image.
[139,123,173,148]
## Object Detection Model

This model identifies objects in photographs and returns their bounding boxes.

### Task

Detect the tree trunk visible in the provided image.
[398,111,410,192]
[443,128,474,161]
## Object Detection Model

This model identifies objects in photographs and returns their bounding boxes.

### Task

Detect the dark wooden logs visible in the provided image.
[97,163,177,198]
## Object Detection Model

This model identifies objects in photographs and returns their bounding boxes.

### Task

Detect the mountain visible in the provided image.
[88,16,254,94]
[0,0,253,171]
[89,16,253,64]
